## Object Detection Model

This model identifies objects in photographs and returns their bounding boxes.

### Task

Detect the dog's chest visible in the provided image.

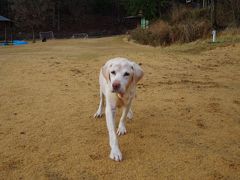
[116,94,128,108]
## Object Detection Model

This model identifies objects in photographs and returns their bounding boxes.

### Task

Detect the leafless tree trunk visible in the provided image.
[52,5,55,29]
[211,0,217,29]
[4,23,7,42]
[203,0,206,8]
[32,26,35,43]
[57,2,60,31]
[228,0,240,26]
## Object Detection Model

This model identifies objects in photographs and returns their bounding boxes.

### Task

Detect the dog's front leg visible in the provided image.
[117,99,132,136]
[105,102,122,161]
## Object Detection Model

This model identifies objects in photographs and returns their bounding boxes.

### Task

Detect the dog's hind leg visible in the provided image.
[94,89,104,118]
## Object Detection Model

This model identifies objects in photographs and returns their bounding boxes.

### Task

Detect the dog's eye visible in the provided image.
[111,71,116,75]
[124,72,130,76]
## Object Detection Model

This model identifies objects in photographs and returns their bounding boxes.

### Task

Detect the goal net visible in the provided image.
[72,33,88,39]
[39,31,55,40]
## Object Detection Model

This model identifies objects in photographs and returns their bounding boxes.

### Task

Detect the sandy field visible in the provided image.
[0,36,240,179]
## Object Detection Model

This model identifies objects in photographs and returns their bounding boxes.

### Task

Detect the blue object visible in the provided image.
[0,40,28,46]
[13,40,28,46]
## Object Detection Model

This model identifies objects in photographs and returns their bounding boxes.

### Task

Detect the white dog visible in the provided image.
[94,57,144,161]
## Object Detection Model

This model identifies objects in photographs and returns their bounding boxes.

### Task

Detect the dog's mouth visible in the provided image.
[111,89,125,97]
[117,93,124,98]
[112,89,120,93]
[112,90,125,99]
[111,89,124,94]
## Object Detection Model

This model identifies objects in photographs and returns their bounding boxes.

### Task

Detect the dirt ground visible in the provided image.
[0,36,239,179]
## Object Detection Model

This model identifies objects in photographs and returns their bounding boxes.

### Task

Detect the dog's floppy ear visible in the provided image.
[132,62,144,84]
[101,62,111,82]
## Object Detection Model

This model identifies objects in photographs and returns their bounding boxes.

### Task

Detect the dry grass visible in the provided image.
[220,27,240,36]
[0,37,240,179]
[171,5,209,24]
[149,20,171,46]
[130,6,211,46]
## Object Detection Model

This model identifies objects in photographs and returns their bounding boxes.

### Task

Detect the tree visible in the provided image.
[11,0,54,42]
[211,0,217,29]
[0,0,10,16]
[126,0,156,19]
[227,0,240,26]
[125,0,169,20]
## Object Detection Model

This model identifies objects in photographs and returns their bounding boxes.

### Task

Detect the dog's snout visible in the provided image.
[112,81,121,90]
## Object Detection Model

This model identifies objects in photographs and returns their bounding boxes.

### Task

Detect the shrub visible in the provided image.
[171,5,190,24]
[130,21,171,46]
[149,20,171,46]
[130,28,151,45]
[130,6,212,46]
[170,20,211,43]
[174,22,196,42]
[195,20,211,39]
[171,5,209,24]
[169,6,211,43]
[220,27,240,36]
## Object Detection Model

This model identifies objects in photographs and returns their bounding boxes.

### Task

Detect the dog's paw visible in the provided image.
[127,109,133,120]
[117,124,127,136]
[110,147,122,162]
[94,110,103,118]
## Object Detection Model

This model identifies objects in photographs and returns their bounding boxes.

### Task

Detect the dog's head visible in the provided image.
[102,58,143,95]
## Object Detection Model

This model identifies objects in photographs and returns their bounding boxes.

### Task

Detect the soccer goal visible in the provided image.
[72,33,88,39]
[39,31,55,40]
